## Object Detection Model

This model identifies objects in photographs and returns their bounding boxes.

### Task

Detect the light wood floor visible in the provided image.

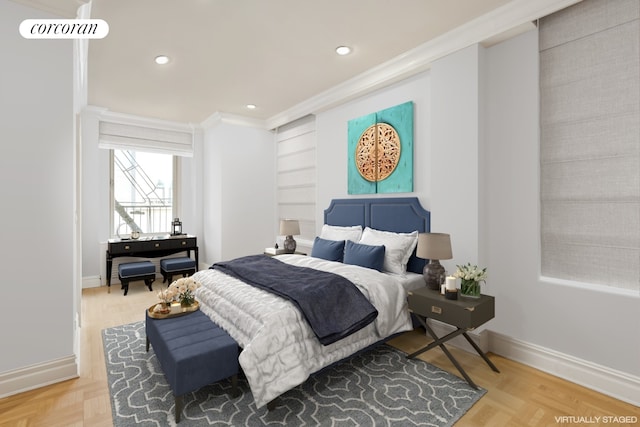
[1,285,638,426]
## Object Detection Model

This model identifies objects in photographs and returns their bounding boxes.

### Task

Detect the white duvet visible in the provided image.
[193,254,412,408]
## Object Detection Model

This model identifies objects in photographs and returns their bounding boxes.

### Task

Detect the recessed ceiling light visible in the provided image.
[246,104,257,110]
[154,55,170,65]
[335,46,351,56]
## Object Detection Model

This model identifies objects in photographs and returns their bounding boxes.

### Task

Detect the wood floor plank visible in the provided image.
[0,285,638,426]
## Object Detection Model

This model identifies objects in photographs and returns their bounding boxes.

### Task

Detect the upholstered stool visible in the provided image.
[118,261,155,296]
[145,310,239,423]
[160,257,197,283]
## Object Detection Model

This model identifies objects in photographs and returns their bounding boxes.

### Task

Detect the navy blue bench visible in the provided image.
[160,257,197,284]
[118,261,155,296]
[145,310,239,423]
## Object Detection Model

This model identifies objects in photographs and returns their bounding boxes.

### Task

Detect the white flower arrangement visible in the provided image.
[453,263,487,282]
[156,277,201,306]
[169,277,201,306]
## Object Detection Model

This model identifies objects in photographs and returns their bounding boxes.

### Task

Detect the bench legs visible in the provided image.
[175,395,184,423]
[120,276,155,295]
[145,278,154,292]
[231,374,238,398]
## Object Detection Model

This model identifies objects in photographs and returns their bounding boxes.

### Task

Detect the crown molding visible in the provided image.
[265,0,582,130]
[139,0,582,132]
[201,111,269,130]
[84,105,200,132]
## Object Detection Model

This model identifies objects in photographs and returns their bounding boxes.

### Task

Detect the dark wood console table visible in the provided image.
[106,235,198,291]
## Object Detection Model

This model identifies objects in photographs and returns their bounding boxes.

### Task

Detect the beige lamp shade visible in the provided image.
[416,233,452,260]
[279,219,300,236]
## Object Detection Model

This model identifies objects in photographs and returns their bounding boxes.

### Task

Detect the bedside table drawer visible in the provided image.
[408,288,494,330]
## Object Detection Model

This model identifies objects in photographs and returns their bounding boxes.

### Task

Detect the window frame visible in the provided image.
[109,149,180,238]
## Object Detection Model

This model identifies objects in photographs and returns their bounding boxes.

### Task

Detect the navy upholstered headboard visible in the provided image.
[323,197,430,274]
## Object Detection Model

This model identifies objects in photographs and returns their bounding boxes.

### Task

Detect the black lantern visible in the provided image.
[171,218,183,236]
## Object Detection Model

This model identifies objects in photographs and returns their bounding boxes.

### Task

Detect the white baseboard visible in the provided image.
[0,356,78,399]
[489,331,640,407]
[82,275,102,288]
[423,323,639,406]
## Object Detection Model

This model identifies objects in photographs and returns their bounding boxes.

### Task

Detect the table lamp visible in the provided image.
[280,219,300,254]
[416,233,452,290]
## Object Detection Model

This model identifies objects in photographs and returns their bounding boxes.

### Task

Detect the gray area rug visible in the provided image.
[102,321,485,426]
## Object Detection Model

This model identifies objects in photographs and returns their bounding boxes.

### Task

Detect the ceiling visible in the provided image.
[14,0,545,125]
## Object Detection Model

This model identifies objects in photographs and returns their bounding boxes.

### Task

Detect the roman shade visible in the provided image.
[99,120,194,157]
[276,115,316,242]
[539,0,640,291]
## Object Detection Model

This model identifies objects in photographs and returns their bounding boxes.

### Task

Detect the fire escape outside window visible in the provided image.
[111,149,176,237]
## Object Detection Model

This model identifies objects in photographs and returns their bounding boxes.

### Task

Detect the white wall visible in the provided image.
[180,128,204,254]
[314,29,638,404]
[315,72,432,240]
[315,56,482,278]
[315,53,486,278]
[430,44,485,272]
[0,0,77,388]
[201,122,276,265]
[80,108,110,284]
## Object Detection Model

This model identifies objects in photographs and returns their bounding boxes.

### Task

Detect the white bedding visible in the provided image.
[389,271,426,292]
[193,254,412,408]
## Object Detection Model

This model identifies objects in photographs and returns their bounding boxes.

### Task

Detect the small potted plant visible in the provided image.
[454,263,487,298]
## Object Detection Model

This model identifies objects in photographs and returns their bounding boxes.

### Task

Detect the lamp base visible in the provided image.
[423,260,445,290]
[283,235,297,254]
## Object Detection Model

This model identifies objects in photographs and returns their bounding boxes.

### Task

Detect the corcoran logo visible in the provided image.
[19,19,109,39]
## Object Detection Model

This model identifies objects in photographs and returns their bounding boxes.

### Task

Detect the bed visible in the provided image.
[193,197,430,409]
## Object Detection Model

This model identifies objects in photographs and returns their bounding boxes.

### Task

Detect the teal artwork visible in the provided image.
[347,101,413,194]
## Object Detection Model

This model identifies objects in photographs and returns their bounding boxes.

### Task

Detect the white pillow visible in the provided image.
[359,227,418,275]
[320,224,363,242]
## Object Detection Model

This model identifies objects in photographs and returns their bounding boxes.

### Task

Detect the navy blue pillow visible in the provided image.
[311,237,345,262]
[343,240,385,271]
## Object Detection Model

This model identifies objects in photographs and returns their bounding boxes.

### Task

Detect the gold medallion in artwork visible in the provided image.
[355,123,401,182]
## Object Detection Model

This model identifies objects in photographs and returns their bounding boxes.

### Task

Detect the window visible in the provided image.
[110,149,178,237]
[539,0,640,291]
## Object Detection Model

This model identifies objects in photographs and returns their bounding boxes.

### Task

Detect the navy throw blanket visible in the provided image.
[212,255,378,345]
